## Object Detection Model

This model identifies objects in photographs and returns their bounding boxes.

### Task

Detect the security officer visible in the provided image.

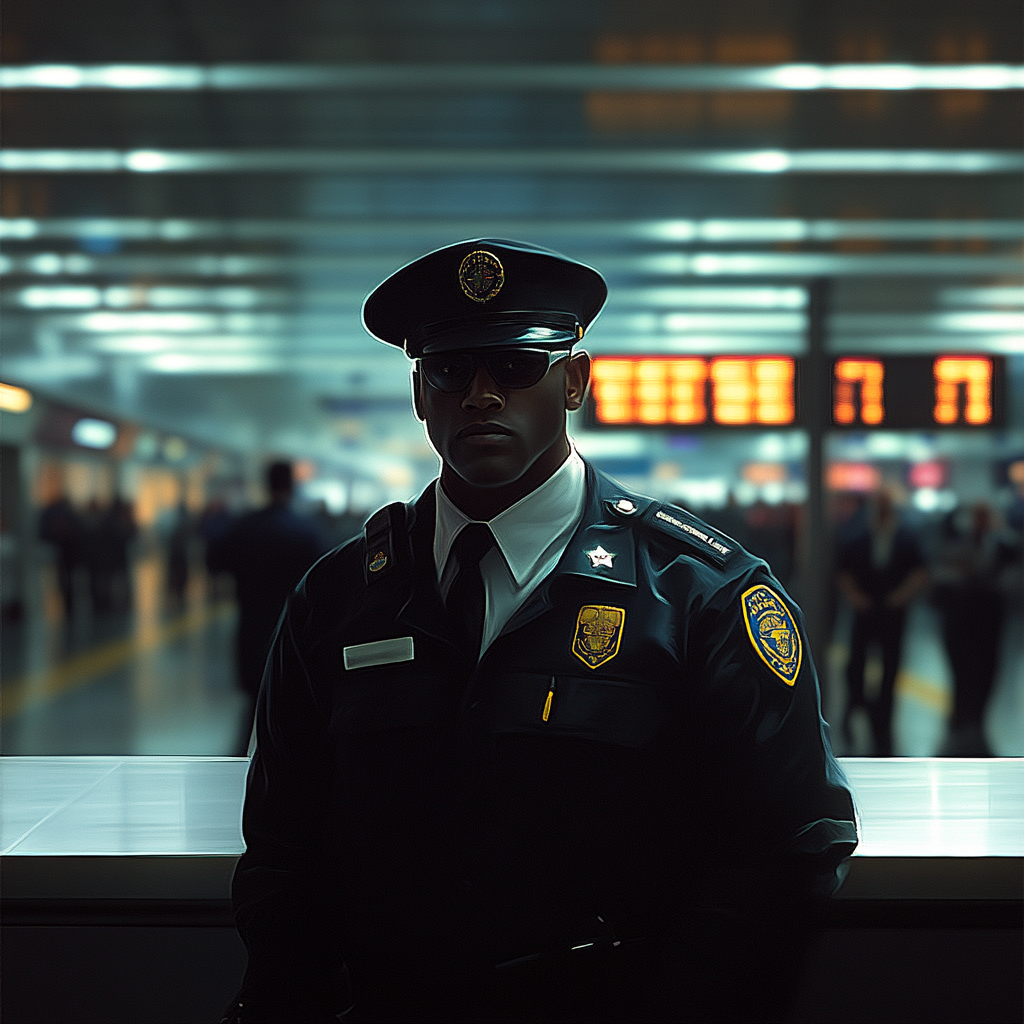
[224,240,857,1023]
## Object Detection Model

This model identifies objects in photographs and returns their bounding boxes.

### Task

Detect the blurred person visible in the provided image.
[83,497,112,614]
[97,495,138,615]
[166,501,192,612]
[223,240,856,1024]
[206,461,327,757]
[199,497,235,601]
[837,487,929,756]
[38,494,83,618]
[934,502,1019,756]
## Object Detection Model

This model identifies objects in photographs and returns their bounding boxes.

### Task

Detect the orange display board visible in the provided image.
[933,357,993,425]
[831,355,1002,428]
[591,356,796,426]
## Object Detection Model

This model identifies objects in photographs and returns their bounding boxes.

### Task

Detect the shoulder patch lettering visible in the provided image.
[741,584,802,686]
[644,504,732,565]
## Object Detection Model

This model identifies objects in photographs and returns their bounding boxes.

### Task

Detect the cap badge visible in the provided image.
[459,250,504,303]
[585,545,616,569]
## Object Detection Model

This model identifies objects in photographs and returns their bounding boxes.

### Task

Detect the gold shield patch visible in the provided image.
[459,250,504,302]
[572,605,625,670]
[741,584,802,686]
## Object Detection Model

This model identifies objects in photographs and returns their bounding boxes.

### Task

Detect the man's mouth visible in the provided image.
[456,422,514,440]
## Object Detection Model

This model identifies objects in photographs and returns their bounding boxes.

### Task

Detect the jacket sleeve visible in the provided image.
[687,566,858,909]
[231,577,350,1022]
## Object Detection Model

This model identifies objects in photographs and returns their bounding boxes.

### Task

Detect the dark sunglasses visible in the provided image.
[419,348,571,393]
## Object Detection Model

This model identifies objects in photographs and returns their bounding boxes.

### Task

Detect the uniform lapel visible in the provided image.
[496,463,642,640]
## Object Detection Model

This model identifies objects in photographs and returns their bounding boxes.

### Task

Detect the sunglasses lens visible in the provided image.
[485,350,551,389]
[421,352,476,392]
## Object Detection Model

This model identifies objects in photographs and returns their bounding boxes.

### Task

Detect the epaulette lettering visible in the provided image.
[644,504,733,566]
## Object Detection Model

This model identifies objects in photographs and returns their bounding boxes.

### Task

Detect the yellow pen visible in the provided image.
[541,678,555,722]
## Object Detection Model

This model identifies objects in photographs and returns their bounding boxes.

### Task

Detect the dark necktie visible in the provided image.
[445,523,495,656]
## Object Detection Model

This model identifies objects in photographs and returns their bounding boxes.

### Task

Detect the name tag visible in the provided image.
[343,636,415,671]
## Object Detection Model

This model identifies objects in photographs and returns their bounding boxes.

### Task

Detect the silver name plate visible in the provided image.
[343,636,415,670]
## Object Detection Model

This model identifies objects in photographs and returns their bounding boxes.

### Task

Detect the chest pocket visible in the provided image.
[482,672,662,749]
[332,665,454,734]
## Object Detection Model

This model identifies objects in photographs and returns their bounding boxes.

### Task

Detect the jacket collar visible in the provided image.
[395,460,656,646]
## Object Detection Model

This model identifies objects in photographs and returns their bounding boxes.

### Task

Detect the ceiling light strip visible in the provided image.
[3,217,1023,241]
[1,63,1022,91]
[1,149,1021,174]
[0,252,1018,278]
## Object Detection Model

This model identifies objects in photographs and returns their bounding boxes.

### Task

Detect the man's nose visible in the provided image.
[462,364,504,410]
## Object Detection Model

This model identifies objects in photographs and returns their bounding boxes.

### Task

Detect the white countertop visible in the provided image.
[1,756,1021,858]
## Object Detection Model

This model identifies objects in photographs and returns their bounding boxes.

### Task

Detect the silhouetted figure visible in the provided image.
[83,498,112,614]
[88,496,137,615]
[936,502,1019,756]
[837,489,929,755]
[198,498,234,601]
[206,462,327,756]
[38,496,83,618]
[166,502,192,612]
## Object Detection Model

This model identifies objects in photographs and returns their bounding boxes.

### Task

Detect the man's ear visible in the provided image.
[412,366,425,421]
[564,350,591,412]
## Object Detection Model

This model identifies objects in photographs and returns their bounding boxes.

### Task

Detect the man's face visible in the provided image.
[414,348,590,490]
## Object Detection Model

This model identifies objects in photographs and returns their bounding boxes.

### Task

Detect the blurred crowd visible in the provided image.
[35,472,1023,758]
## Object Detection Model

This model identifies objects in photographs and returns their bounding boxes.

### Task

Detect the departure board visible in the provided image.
[832,355,1006,429]
[589,355,797,427]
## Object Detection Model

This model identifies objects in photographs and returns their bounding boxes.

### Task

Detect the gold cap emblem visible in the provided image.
[459,250,504,302]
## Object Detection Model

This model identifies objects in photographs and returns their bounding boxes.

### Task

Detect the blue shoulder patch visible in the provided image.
[741,584,802,686]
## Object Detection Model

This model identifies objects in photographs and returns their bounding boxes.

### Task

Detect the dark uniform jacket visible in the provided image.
[233,463,857,1018]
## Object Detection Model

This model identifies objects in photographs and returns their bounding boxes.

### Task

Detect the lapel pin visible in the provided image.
[585,545,616,569]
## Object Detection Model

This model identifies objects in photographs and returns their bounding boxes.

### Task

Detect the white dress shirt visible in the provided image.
[434,446,587,656]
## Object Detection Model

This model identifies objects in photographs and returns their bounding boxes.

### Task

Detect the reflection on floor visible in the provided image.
[1,557,244,755]
[2,557,1022,756]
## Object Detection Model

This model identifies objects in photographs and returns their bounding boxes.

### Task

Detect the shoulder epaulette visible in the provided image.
[640,502,734,567]
[363,501,408,583]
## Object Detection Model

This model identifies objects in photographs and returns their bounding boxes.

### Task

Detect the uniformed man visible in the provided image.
[224,240,858,1023]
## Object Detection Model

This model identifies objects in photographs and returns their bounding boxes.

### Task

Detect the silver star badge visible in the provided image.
[585,545,616,569]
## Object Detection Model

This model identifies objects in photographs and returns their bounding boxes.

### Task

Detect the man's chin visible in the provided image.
[448,454,526,490]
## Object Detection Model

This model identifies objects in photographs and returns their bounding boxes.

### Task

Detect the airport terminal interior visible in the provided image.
[0,1,1022,1022]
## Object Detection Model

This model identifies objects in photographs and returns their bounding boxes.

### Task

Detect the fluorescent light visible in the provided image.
[1,62,1022,91]
[1,148,1021,174]
[5,216,1022,242]
[833,312,1024,333]
[71,417,117,449]
[939,287,1024,307]
[2,251,1019,279]
[18,286,102,308]
[124,150,173,172]
[611,287,807,309]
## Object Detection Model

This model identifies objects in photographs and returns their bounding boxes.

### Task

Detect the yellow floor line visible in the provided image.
[894,670,952,715]
[0,602,234,721]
